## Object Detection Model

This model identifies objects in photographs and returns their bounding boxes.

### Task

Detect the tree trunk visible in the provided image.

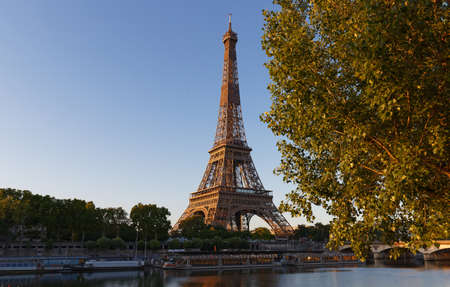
[144,239,147,260]
[134,230,138,258]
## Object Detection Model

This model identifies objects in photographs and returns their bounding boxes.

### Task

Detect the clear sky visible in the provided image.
[0,0,331,228]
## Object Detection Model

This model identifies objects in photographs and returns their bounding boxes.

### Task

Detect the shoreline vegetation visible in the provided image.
[0,188,330,254]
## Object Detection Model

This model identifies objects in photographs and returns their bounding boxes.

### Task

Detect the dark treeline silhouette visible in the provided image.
[1,188,332,252]
[170,215,268,251]
[0,188,170,245]
[292,223,331,242]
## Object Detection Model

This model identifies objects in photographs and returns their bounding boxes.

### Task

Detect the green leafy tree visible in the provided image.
[262,0,449,259]
[109,208,129,238]
[85,240,97,250]
[96,236,112,249]
[111,237,127,250]
[239,238,250,250]
[149,239,161,250]
[38,195,60,240]
[65,199,90,241]
[97,207,128,238]
[183,240,194,249]
[212,236,224,251]
[130,203,171,252]
[293,223,330,242]
[137,240,146,250]
[168,238,182,249]
[251,227,275,240]
[226,237,242,250]
[78,201,97,243]
[178,215,208,239]
[0,188,136,243]
[0,190,19,239]
[192,238,203,249]
[200,239,214,251]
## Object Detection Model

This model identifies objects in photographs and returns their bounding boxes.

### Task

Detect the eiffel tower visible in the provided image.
[173,19,293,237]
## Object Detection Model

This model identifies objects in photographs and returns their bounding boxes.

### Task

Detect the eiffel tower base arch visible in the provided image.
[173,188,293,238]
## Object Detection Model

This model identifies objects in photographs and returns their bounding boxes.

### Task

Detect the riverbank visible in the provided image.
[0,250,362,275]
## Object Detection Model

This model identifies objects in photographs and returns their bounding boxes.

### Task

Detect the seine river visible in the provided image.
[0,262,449,287]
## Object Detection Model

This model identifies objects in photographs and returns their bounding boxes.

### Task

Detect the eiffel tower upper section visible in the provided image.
[196,20,265,193]
[213,21,249,150]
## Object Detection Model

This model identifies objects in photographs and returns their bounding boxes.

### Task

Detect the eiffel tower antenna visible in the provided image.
[172,22,293,237]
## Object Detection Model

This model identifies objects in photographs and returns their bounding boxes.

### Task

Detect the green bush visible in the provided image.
[192,238,203,249]
[212,236,224,251]
[96,236,112,249]
[137,240,145,250]
[111,237,127,250]
[227,237,241,249]
[149,239,160,250]
[84,240,97,250]
[200,239,214,251]
[183,240,194,249]
[239,238,250,250]
[168,239,182,249]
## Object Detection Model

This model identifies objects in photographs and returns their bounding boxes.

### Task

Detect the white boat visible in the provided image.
[0,262,37,272]
[82,260,144,270]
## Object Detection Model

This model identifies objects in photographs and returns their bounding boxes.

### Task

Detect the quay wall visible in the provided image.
[0,240,325,258]
[0,242,147,258]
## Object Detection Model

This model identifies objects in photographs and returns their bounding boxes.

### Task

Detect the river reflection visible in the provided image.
[0,262,449,287]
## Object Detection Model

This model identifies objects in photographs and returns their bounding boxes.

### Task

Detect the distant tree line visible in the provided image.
[169,215,282,251]
[0,188,332,252]
[292,223,331,242]
[0,188,171,246]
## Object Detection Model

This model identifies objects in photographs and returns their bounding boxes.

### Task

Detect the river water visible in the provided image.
[0,262,449,287]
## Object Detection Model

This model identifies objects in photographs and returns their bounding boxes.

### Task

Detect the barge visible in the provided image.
[0,257,86,274]
[72,259,144,271]
[159,253,363,270]
[161,254,285,270]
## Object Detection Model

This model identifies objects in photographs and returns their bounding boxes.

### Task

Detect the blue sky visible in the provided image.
[0,0,331,228]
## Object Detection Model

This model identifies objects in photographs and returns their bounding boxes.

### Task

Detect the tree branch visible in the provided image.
[360,164,384,175]
[369,136,399,163]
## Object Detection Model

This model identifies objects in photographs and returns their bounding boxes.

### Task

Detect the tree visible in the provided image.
[262,0,449,259]
[0,188,137,243]
[79,201,97,243]
[212,236,224,251]
[293,223,330,242]
[168,239,182,249]
[200,239,214,251]
[109,207,129,238]
[251,227,275,240]
[149,239,161,250]
[111,237,127,250]
[178,215,207,239]
[130,203,171,251]
[192,238,203,249]
[96,236,112,249]
[65,199,90,241]
[0,190,19,239]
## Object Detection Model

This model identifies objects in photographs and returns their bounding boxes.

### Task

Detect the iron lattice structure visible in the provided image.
[173,22,293,237]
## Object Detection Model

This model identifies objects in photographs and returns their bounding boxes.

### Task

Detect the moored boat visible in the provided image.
[72,259,144,271]
[0,257,86,274]
[161,254,284,270]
